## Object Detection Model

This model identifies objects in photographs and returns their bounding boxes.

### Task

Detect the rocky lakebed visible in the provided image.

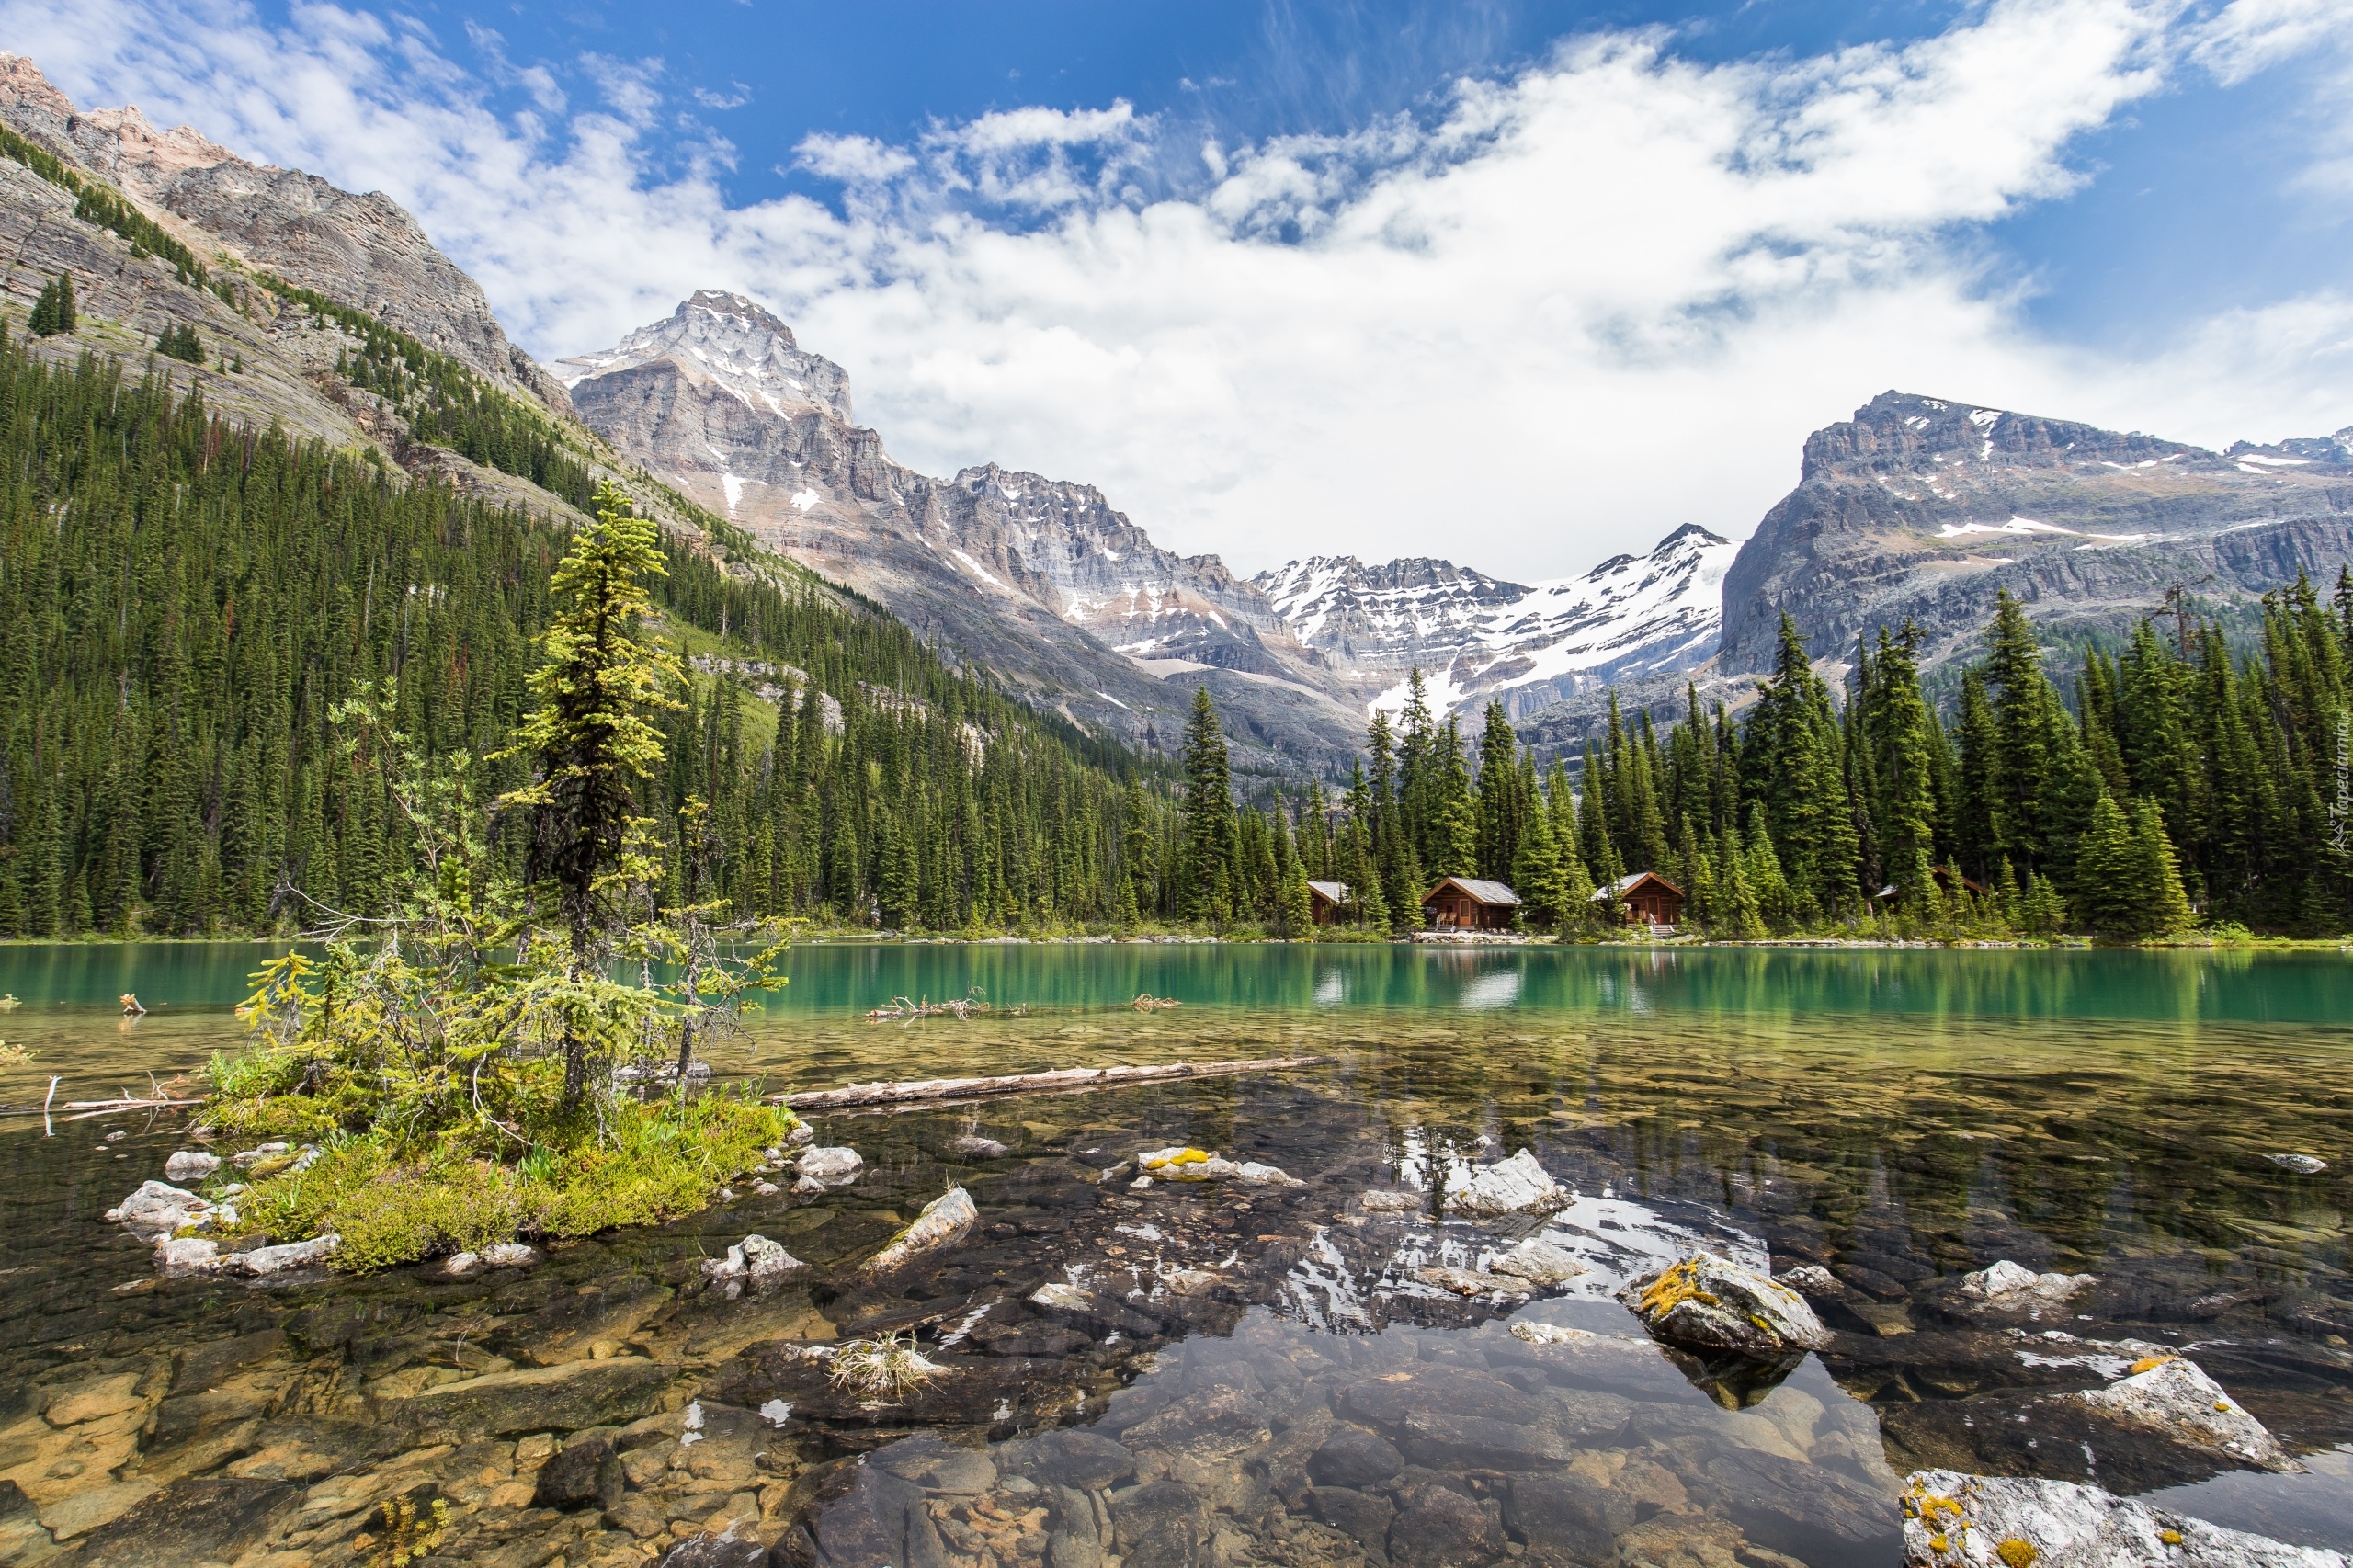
[2,1006,2350,1568]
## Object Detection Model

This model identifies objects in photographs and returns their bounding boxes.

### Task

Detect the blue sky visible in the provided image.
[7,0,2352,574]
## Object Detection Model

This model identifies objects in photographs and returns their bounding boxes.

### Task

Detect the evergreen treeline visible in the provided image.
[1291,588,2353,939]
[0,329,1188,937]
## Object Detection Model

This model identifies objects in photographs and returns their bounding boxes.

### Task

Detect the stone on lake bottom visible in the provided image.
[1489,1236,1586,1285]
[532,1435,623,1511]
[1358,1189,1424,1214]
[1416,1264,1530,1299]
[654,1526,769,1568]
[1901,1470,2347,1567]
[1620,1254,1832,1354]
[2267,1153,2327,1175]
[949,1133,1010,1159]
[1442,1149,1571,1217]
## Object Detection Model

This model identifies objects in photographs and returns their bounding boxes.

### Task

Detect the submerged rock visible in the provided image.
[162,1150,219,1182]
[1442,1149,1571,1217]
[1779,1264,1846,1296]
[1417,1264,1530,1299]
[1955,1258,2097,1314]
[2267,1153,2328,1175]
[797,1146,865,1187]
[1358,1189,1425,1214]
[1620,1254,1832,1354]
[1135,1146,1304,1186]
[153,1236,222,1278]
[2072,1356,2296,1473]
[213,1235,337,1277]
[534,1435,625,1511]
[865,1187,978,1274]
[1490,1236,1586,1285]
[1900,1470,2347,1567]
[949,1133,1010,1160]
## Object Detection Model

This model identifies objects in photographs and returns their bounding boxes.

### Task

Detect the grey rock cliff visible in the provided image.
[1716,390,2353,676]
[0,53,568,410]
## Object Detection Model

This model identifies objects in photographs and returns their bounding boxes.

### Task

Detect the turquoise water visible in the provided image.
[0,938,2343,1023]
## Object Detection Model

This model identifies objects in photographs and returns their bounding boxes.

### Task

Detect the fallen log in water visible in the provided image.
[771,1054,1335,1112]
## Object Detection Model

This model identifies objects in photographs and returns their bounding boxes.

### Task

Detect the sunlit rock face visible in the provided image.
[1716,391,2353,678]
[561,291,1366,767]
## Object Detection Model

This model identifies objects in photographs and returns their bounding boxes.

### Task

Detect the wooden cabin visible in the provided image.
[1306,881,1352,926]
[1422,876,1522,931]
[1872,866,1989,905]
[1592,870,1685,928]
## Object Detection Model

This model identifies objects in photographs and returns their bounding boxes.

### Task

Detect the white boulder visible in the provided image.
[482,1242,540,1268]
[1900,1470,2345,1567]
[1135,1146,1303,1187]
[105,1180,210,1240]
[1620,1254,1832,1354]
[1956,1259,2097,1315]
[796,1147,864,1187]
[1442,1150,1572,1218]
[163,1150,220,1182]
[2267,1153,2327,1175]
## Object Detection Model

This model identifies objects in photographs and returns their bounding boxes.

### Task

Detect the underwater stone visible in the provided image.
[1619,1255,1832,1354]
[1900,1470,2347,1568]
[865,1187,978,1274]
[1358,1190,1424,1214]
[2267,1153,2328,1175]
[2073,1357,2295,1473]
[1779,1264,1845,1296]
[1388,1483,1506,1568]
[162,1151,220,1182]
[1417,1264,1529,1299]
[1489,1237,1586,1285]
[1442,1149,1571,1218]
[533,1435,624,1511]
[652,1527,769,1568]
[797,1147,864,1187]
[949,1133,1010,1160]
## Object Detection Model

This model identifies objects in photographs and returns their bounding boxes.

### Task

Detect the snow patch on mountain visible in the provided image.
[1254,524,1737,721]
[552,290,855,423]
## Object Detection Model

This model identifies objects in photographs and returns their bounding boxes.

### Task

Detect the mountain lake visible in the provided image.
[0,940,2347,1566]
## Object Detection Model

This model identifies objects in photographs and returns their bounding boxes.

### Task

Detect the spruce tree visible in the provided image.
[2131,797,2195,937]
[1179,687,1234,926]
[1513,803,1570,930]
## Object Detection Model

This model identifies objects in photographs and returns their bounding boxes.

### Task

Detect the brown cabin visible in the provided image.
[1306,881,1352,926]
[1872,866,1989,905]
[1593,870,1685,928]
[1422,876,1522,931]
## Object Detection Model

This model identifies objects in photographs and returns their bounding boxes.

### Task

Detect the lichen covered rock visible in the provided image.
[1900,1470,2346,1567]
[1442,1149,1571,1217]
[2072,1356,2295,1473]
[1136,1147,1303,1187]
[1619,1254,1832,1354]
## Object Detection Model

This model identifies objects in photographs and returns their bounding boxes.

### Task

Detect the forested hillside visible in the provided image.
[0,329,1178,937]
[1297,585,2353,938]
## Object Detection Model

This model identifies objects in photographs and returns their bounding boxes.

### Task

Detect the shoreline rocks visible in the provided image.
[2072,1355,2296,1473]
[104,1180,210,1241]
[162,1150,220,1182]
[1901,1470,2346,1567]
[1951,1259,2097,1317]
[702,1233,809,1295]
[1619,1255,1833,1354]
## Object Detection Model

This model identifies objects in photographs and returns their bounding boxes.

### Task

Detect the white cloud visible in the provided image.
[4,0,2349,581]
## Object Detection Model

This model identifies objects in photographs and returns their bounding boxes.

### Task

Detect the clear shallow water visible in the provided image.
[0,945,2347,1565]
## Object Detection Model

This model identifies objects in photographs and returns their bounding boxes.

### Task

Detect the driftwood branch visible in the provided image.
[770,1054,1334,1112]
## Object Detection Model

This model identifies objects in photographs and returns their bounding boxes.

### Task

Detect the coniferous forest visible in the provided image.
[0,323,2347,943]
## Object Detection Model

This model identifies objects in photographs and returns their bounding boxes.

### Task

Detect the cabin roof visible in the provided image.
[1423,876,1521,906]
[1592,870,1684,901]
[1306,881,1350,904]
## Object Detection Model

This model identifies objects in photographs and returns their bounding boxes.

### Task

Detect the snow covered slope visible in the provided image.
[1254,524,1739,720]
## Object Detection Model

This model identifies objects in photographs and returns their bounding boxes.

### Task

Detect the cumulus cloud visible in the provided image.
[3,0,2347,578]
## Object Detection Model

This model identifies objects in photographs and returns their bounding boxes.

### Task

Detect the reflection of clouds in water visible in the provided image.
[1458,969,1522,1009]
[1313,970,1346,1007]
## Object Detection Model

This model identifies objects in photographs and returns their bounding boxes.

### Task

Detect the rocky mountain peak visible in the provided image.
[553,290,854,423]
[0,53,566,408]
[1801,391,2203,483]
